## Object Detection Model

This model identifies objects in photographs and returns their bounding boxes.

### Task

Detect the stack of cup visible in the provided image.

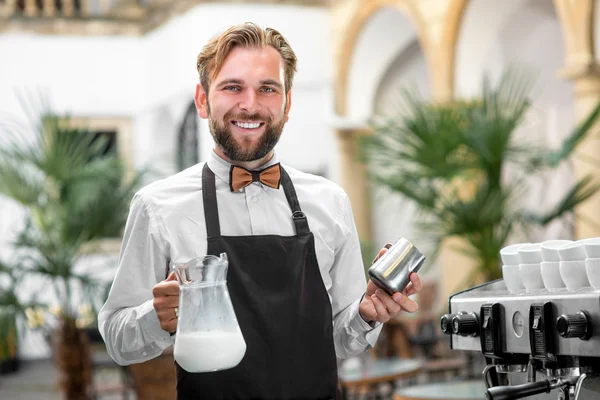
[500,243,529,293]
[558,241,590,291]
[583,238,600,290]
[517,243,545,293]
[540,240,571,291]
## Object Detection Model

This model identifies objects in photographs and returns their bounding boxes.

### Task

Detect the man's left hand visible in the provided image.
[359,246,423,324]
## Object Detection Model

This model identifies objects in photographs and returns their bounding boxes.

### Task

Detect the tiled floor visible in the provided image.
[0,355,135,400]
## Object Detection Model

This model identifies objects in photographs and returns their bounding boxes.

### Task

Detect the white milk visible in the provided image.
[174,330,247,373]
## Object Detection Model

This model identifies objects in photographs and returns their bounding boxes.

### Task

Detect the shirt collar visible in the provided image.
[207,150,280,188]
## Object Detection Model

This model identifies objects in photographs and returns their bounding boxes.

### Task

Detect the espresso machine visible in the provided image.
[442,279,600,399]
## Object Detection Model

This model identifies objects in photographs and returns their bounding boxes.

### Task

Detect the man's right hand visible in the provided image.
[152,272,180,333]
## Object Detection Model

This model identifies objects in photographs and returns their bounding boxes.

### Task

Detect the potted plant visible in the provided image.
[360,69,600,286]
[0,104,144,399]
[0,303,18,374]
[0,257,40,375]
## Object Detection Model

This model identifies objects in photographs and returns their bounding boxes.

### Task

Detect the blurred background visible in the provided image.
[1,0,600,399]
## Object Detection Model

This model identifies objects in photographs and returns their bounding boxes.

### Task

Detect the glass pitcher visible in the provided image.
[172,253,246,373]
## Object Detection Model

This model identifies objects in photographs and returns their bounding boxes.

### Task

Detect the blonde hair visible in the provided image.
[196,22,297,95]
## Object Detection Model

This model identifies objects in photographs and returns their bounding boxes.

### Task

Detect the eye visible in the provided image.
[223,86,240,92]
[260,87,275,93]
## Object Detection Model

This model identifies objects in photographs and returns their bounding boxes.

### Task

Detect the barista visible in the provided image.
[99,22,423,399]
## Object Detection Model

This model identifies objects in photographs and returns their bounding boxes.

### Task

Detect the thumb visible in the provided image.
[166,271,177,281]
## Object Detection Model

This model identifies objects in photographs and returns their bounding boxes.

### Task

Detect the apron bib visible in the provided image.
[175,164,338,400]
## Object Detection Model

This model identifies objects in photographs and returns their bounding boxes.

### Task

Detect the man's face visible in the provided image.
[195,46,292,162]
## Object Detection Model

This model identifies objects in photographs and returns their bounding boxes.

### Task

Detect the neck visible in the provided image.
[213,147,274,170]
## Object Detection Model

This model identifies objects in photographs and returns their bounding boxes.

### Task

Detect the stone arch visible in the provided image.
[345,6,423,122]
[334,0,425,116]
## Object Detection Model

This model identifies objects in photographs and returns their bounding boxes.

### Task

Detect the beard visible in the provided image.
[208,104,285,162]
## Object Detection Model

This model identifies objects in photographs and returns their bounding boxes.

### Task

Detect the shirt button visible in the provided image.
[252,196,258,203]
[142,351,147,356]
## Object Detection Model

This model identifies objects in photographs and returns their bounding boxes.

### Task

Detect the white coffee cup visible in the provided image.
[558,241,590,291]
[585,258,600,290]
[517,243,544,292]
[583,237,600,258]
[541,240,572,262]
[560,260,590,291]
[540,240,571,291]
[557,241,586,261]
[501,243,529,293]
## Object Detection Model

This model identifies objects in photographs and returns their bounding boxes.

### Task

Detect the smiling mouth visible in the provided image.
[232,121,264,129]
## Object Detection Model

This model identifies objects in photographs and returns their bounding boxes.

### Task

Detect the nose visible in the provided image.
[238,90,260,114]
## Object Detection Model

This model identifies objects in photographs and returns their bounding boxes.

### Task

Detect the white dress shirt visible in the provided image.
[98,151,381,366]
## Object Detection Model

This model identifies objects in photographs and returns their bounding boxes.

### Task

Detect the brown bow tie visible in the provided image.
[229,163,281,192]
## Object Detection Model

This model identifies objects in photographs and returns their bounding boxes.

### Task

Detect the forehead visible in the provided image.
[213,46,285,84]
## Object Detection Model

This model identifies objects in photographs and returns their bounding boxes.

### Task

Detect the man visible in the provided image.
[99,22,422,399]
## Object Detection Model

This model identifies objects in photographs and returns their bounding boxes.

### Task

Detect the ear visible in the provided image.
[194,83,209,119]
[284,90,292,122]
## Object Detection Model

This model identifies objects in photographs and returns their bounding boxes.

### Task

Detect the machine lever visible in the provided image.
[485,377,578,400]
[485,380,551,400]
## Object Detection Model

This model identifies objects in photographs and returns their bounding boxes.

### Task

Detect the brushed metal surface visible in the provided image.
[368,238,425,294]
[449,281,600,356]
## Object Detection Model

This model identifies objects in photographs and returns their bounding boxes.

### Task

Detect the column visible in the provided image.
[554,0,600,239]
[336,128,373,244]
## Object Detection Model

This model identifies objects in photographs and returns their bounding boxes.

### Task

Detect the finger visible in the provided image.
[159,318,177,333]
[403,273,423,296]
[372,243,392,264]
[404,283,417,297]
[366,280,379,296]
[153,295,180,310]
[152,281,180,297]
[371,294,390,322]
[359,300,377,322]
[410,272,423,291]
[166,271,177,281]
[393,292,419,313]
[375,289,401,315]
[157,307,178,320]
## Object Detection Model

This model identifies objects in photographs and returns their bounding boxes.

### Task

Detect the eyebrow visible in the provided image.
[215,79,244,88]
[215,78,283,90]
[260,79,283,90]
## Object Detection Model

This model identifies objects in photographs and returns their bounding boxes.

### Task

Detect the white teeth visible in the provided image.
[234,121,261,129]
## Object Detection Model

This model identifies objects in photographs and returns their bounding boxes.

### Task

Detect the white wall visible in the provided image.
[0,3,333,359]
[346,6,419,121]
[455,0,525,97]
[0,35,144,118]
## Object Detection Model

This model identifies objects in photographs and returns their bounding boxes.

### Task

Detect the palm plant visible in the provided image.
[0,260,25,374]
[0,103,144,399]
[361,70,600,285]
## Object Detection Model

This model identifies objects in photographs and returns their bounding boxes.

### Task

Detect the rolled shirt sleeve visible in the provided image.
[330,191,382,359]
[98,194,174,366]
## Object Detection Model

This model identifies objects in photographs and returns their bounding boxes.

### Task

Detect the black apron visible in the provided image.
[175,164,338,400]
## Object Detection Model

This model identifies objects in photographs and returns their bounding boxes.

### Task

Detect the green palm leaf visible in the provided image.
[0,100,145,321]
[361,68,600,282]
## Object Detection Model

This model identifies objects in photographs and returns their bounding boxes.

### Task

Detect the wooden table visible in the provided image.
[394,379,486,400]
[339,358,423,397]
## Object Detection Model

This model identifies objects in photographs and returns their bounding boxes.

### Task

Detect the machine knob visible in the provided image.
[556,311,592,340]
[440,314,455,335]
[452,312,479,336]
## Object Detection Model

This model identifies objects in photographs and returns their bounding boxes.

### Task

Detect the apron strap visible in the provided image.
[279,166,310,236]
[202,162,310,237]
[202,163,221,238]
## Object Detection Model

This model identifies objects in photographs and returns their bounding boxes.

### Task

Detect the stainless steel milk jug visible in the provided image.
[368,238,426,294]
